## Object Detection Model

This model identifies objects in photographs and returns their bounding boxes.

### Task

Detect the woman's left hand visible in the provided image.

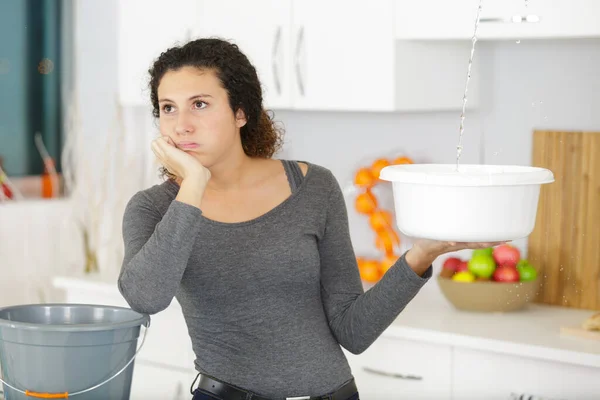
[405,239,507,277]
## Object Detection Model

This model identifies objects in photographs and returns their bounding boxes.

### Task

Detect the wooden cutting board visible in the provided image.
[528,130,600,311]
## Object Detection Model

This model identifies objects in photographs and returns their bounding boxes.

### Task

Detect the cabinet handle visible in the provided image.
[294,26,305,96]
[480,15,540,23]
[509,393,567,400]
[362,366,422,381]
[271,26,282,95]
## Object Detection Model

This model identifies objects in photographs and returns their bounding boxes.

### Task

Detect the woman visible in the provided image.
[118,38,501,400]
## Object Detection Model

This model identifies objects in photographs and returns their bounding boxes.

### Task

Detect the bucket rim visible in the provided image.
[0,303,150,332]
[379,163,555,186]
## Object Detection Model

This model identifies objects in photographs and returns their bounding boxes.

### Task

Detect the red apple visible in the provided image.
[443,257,462,272]
[492,244,521,268]
[456,261,469,272]
[493,266,520,282]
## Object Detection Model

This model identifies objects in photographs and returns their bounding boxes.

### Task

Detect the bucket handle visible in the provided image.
[0,317,150,398]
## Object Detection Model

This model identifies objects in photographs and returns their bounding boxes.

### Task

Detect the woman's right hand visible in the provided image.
[151,136,211,186]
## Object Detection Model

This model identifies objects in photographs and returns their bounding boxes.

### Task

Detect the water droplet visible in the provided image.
[516,40,521,44]
[560,268,564,271]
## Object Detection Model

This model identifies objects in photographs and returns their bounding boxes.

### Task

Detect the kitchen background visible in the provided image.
[1,1,600,399]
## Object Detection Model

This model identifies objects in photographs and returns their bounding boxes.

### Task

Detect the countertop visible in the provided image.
[386,285,600,368]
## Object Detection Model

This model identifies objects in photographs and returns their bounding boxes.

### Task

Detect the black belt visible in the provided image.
[192,373,358,400]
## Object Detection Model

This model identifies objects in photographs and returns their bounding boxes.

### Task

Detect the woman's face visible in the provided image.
[156,66,246,167]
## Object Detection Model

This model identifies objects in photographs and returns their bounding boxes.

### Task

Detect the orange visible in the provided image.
[369,210,393,232]
[375,228,400,255]
[359,260,382,283]
[393,156,413,165]
[356,256,366,269]
[354,167,376,189]
[380,254,398,275]
[355,190,377,215]
[370,158,391,180]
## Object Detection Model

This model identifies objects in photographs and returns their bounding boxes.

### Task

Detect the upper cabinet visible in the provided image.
[117,1,600,110]
[288,0,396,111]
[194,0,478,112]
[196,0,396,111]
[396,0,600,40]
[117,0,198,107]
[196,1,292,109]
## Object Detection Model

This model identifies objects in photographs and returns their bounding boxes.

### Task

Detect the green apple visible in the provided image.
[472,247,494,257]
[517,261,538,282]
[468,254,496,279]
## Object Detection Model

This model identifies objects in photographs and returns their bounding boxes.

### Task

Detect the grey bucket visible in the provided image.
[0,303,150,400]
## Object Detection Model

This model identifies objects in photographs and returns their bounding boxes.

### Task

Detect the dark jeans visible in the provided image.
[191,388,360,400]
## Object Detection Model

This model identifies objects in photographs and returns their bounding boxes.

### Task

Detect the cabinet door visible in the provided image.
[118,0,198,106]
[343,336,452,400]
[453,347,600,400]
[130,362,198,400]
[396,0,600,40]
[395,0,480,40]
[197,0,292,109]
[291,0,395,111]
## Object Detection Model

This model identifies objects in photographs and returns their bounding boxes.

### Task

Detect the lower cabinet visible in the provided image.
[344,337,452,399]
[452,348,600,400]
[129,362,198,400]
[345,337,600,400]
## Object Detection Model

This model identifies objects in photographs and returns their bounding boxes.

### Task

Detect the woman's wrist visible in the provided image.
[176,176,206,210]
[405,244,438,277]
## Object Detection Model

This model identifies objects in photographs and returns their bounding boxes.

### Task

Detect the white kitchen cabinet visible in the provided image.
[195,0,478,112]
[453,347,600,400]
[130,362,198,400]
[196,1,292,109]
[117,0,198,106]
[344,337,452,399]
[395,0,600,40]
[289,0,395,111]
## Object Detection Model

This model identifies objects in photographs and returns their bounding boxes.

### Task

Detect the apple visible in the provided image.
[468,254,496,279]
[443,257,462,272]
[452,271,476,282]
[493,266,520,282]
[516,260,538,282]
[456,261,469,272]
[493,244,521,268]
[472,247,493,257]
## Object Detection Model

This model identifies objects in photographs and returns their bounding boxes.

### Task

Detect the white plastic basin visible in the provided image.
[379,164,555,242]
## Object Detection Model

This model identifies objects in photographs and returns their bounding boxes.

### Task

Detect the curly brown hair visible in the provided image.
[148,38,284,178]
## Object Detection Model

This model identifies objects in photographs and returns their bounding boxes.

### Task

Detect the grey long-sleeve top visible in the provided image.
[118,161,431,398]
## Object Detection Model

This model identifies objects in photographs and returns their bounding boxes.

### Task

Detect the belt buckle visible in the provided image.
[286,397,311,400]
